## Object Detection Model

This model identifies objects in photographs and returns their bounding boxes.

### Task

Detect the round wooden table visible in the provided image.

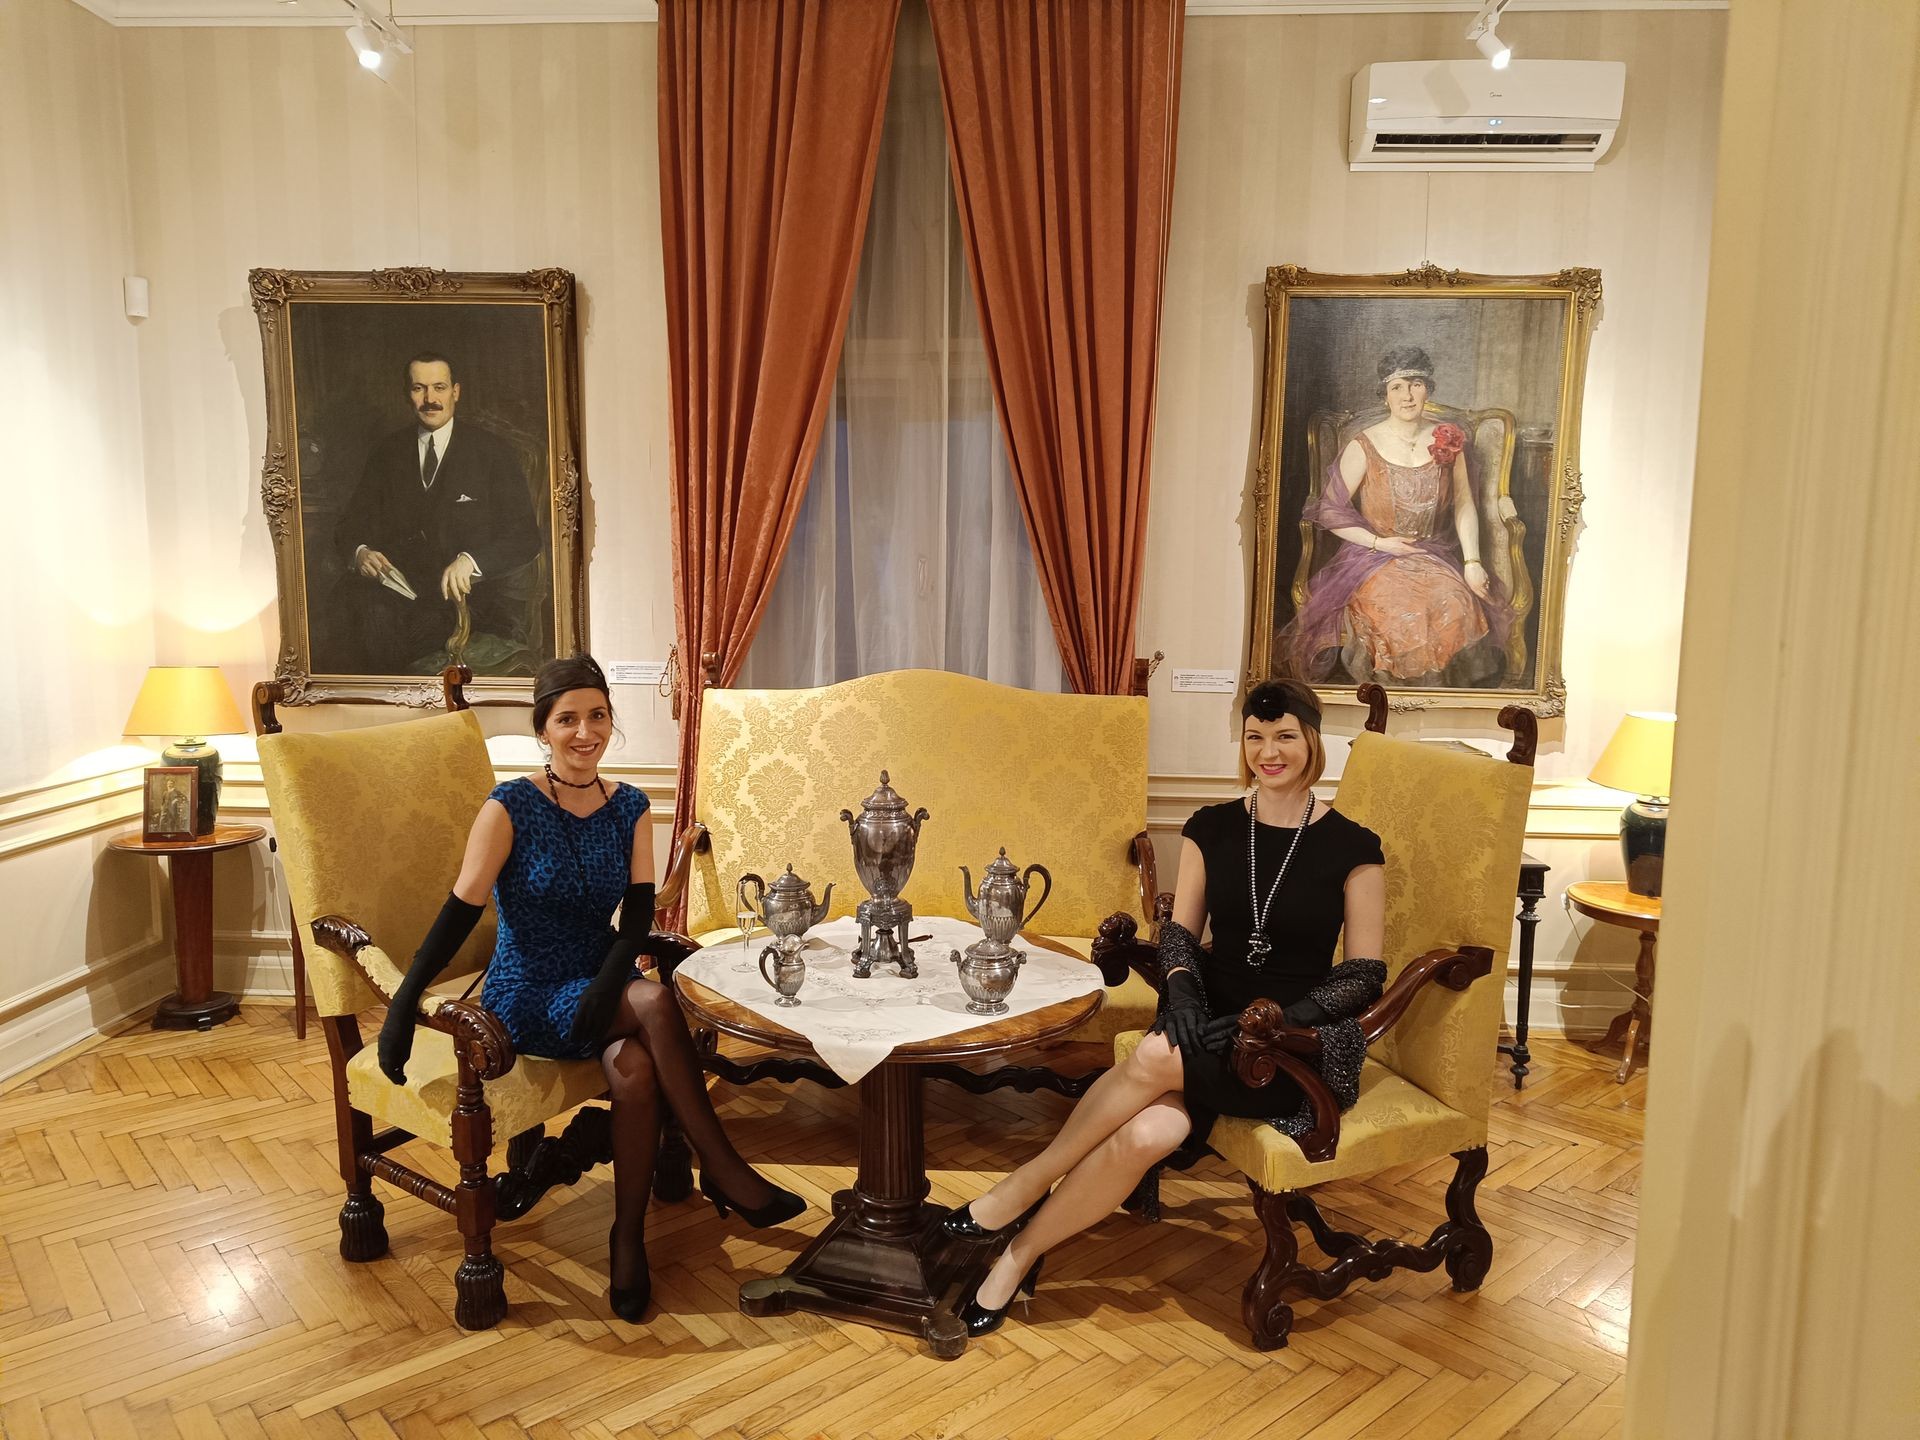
[110,824,266,1030]
[1566,880,1661,1082]
[673,966,1102,1357]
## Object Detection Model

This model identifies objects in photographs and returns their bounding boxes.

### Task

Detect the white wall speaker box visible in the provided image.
[123,276,150,320]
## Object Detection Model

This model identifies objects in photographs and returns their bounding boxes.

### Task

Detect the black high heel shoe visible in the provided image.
[958,1256,1043,1337]
[607,1225,651,1323]
[940,1192,1046,1241]
[700,1175,807,1229]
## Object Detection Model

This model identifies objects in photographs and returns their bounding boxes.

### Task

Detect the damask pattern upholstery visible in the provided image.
[686,670,1150,944]
[259,711,500,1017]
[1331,733,1532,1122]
[345,1030,610,1154]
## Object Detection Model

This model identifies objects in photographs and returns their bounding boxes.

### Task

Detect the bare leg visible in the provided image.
[969,1032,1187,1229]
[600,1036,660,1295]
[607,976,775,1207]
[974,1092,1193,1309]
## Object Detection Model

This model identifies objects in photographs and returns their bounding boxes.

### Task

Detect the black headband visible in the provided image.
[1243,682,1321,732]
[533,656,609,707]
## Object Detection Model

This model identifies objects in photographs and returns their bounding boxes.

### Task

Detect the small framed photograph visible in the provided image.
[142,767,200,844]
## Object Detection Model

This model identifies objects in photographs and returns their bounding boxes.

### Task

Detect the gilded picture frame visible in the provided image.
[1250,263,1599,716]
[250,266,586,707]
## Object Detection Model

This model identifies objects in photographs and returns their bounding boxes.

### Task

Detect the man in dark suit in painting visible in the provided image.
[332,352,544,676]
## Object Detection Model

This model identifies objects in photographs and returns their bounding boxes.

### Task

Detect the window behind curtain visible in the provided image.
[737,0,1064,692]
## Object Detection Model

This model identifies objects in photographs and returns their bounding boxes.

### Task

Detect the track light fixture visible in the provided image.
[1466,0,1513,70]
[342,1,411,75]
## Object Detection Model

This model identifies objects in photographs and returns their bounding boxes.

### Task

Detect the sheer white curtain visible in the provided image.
[738,1,1064,692]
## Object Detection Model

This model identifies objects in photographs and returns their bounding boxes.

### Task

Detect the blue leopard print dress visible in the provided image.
[481,777,649,1060]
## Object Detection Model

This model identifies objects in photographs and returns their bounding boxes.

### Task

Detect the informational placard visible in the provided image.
[1170,668,1238,693]
[605,661,667,687]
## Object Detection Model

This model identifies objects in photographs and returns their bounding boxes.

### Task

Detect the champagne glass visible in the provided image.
[736,907,759,951]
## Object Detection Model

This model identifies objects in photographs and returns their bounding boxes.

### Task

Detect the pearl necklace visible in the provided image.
[1245,789,1314,968]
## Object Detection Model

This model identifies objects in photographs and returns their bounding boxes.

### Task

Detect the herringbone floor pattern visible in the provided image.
[0,1007,1641,1439]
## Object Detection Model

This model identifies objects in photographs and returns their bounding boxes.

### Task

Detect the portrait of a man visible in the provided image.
[252,267,586,704]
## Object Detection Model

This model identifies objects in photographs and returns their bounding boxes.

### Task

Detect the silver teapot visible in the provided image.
[960,849,1053,947]
[758,935,807,1007]
[737,864,833,943]
[951,939,1025,1016]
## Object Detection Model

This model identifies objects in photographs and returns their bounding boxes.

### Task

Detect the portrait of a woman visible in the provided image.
[1281,346,1509,687]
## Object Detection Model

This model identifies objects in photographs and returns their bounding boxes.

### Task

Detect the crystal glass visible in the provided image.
[736,909,760,951]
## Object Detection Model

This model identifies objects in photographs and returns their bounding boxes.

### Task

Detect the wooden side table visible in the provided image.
[1566,880,1662,1082]
[111,824,266,1030]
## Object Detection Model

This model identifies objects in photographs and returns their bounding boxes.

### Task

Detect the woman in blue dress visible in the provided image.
[376,655,804,1321]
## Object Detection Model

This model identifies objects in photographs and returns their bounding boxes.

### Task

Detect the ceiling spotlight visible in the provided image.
[1466,0,1513,70]
[342,3,411,77]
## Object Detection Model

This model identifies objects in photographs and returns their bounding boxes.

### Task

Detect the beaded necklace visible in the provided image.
[1244,789,1314,968]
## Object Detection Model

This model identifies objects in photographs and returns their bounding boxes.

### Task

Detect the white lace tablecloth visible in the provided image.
[673,916,1103,1084]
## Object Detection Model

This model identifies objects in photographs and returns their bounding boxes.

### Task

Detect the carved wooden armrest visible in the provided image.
[656,821,711,912]
[310,915,409,1001]
[1090,912,1164,989]
[1355,945,1493,1046]
[1230,998,1344,1162]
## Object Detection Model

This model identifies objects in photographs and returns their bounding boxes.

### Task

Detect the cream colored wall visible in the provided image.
[0,0,173,1073]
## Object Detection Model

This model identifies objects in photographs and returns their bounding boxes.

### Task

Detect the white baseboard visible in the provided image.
[0,944,172,1081]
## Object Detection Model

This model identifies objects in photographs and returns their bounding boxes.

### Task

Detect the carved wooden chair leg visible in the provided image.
[1441,1147,1493,1292]
[336,1103,389,1263]
[1242,1181,1303,1350]
[1288,1193,1368,1258]
[1122,1164,1164,1222]
[450,1069,507,1330]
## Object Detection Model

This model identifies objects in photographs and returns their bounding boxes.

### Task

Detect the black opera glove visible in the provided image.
[568,882,657,1049]
[1150,965,1210,1054]
[1200,1010,1244,1054]
[377,893,484,1084]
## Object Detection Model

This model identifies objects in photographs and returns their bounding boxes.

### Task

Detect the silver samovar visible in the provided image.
[839,771,930,978]
[951,849,1052,1015]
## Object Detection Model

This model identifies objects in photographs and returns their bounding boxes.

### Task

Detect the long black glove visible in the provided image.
[378,893,484,1084]
[1200,959,1390,1054]
[1149,966,1210,1054]
[567,882,655,1050]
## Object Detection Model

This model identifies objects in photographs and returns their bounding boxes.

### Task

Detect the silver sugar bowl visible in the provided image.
[951,939,1026,1016]
[758,935,807,1007]
[960,848,1052,947]
[737,864,834,943]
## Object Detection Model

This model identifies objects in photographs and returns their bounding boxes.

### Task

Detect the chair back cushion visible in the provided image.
[1331,732,1532,1122]
[259,710,499,1016]
[686,669,1147,939]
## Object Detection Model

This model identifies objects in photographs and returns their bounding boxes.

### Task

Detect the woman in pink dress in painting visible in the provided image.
[1283,346,1508,687]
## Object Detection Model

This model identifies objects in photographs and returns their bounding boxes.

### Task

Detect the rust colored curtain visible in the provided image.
[925,0,1184,695]
[659,0,902,843]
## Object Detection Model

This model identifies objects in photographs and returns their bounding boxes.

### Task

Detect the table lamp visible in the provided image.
[124,666,247,837]
[1588,710,1675,898]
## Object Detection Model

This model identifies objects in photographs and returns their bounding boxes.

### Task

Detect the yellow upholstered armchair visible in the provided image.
[254,670,698,1330]
[1107,685,1536,1348]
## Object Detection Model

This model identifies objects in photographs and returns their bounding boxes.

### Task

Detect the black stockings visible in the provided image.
[600,1036,661,1293]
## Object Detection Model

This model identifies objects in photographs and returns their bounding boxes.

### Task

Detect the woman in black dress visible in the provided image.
[942,679,1387,1334]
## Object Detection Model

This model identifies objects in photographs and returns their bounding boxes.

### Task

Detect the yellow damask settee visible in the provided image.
[669,669,1163,1054]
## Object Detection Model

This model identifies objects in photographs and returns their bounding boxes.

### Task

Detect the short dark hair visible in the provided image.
[1377,345,1435,399]
[532,655,612,734]
[406,352,457,386]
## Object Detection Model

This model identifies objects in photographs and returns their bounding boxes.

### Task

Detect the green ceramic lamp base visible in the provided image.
[162,737,222,836]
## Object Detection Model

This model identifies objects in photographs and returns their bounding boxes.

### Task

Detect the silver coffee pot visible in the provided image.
[960,849,1053,947]
[840,771,930,979]
[737,865,833,943]
[951,940,1025,1016]
[758,935,807,1007]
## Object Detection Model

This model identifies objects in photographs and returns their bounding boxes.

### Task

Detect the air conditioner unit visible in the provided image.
[1350,60,1626,172]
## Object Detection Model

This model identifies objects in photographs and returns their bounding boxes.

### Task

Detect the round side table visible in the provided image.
[1566,880,1661,1083]
[111,824,266,1030]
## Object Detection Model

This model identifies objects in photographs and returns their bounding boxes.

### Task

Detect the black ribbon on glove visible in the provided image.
[566,881,656,1049]
[378,893,484,1084]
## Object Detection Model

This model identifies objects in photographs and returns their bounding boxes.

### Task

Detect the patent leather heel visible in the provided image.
[701,1177,807,1229]
[940,1193,1046,1242]
[607,1225,652,1323]
[958,1256,1043,1337]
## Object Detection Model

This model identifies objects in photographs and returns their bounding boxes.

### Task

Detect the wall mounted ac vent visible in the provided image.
[1351,60,1626,173]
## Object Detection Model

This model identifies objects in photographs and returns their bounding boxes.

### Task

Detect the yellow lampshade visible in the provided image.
[1589,711,1676,799]
[123,666,247,739]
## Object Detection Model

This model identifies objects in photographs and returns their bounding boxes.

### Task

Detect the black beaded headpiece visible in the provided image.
[1242,679,1321,733]
[532,655,611,717]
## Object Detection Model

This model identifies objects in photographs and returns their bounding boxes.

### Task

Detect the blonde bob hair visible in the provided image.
[1237,679,1327,791]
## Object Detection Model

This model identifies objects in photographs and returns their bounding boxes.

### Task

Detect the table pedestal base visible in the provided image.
[736,1062,992,1358]
[153,992,240,1031]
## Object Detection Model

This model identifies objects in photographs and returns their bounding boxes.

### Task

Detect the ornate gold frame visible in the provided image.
[250,266,586,708]
[1250,263,1599,717]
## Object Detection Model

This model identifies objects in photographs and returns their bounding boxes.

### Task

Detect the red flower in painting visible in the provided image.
[1428,423,1468,468]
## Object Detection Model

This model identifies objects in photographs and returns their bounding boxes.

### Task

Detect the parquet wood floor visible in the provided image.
[0,1008,1642,1439]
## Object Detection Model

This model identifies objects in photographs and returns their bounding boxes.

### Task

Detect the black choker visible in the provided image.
[545,762,605,793]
